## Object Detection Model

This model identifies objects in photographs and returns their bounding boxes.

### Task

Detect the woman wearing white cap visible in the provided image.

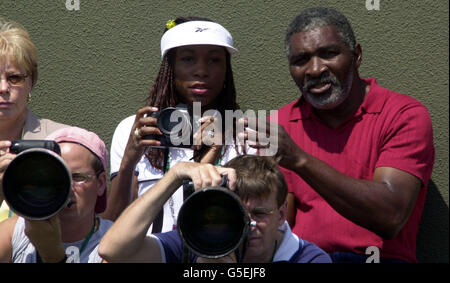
[104,17,251,233]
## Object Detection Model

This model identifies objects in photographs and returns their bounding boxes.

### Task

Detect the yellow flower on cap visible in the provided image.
[166,19,176,30]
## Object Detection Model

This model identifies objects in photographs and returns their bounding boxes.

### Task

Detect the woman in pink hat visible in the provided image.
[105,17,252,233]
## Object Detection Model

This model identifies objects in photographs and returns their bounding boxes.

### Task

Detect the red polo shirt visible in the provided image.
[274,78,435,262]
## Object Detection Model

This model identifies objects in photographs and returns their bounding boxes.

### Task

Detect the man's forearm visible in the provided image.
[99,169,182,261]
[288,152,420,239]
[35,243,66,263]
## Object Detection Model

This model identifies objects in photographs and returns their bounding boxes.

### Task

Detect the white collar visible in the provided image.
[272,221,301,262]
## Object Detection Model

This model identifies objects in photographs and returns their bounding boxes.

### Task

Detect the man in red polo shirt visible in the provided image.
[243,7,434,262]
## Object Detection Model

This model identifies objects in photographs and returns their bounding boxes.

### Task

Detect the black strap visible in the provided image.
[36,252,42,263]
[151,149,169,234]
[182,245,191,263]
[151,208,164,233]
[182,180,195,201]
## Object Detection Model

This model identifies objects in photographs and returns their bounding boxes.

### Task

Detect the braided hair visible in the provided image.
[145,16,240,170]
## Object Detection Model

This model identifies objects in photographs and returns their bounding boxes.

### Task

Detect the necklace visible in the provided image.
[164,151,178,230]
[269,240,278,262]
[79,216,98,256]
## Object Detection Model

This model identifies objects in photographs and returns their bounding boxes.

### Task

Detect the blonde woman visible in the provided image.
[0,17,68,221]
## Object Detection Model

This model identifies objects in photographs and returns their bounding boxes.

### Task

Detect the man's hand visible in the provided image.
[192,115,223,151]
[125,106,162,167]
[237,117,305,170]
[169,162,237,191]
[24,215,66,263]
[0,140,13,203]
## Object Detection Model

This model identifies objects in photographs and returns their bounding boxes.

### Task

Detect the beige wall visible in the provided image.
[1,0,448,262]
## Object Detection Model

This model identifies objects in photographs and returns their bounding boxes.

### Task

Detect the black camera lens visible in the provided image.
[157,107,192,136]
[178,187,249,258]
[145,104,194,148]
[2,149,71,220]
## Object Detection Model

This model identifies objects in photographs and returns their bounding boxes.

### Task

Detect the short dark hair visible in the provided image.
[285,7,356,57]
[225,155,288,208]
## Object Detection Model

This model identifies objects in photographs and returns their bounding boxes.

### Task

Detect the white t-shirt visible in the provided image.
[11,217,113,263]
[110,114,254,234]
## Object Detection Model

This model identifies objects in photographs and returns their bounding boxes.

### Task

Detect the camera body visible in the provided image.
[9,140,61,155]
[143,104,197,148]
[2,140,71,220]
[177,176,250,259]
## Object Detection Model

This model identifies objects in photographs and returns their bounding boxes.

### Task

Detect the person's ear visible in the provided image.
[96,171,107,197]
[353,43,362,70]
[278,200,288,227]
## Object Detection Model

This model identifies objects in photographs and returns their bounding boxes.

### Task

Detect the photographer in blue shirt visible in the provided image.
[99,155,331,263]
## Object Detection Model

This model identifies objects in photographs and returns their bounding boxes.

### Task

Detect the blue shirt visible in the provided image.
[155,221,331,263]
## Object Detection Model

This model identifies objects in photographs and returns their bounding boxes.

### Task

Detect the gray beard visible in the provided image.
[302,65,354,110]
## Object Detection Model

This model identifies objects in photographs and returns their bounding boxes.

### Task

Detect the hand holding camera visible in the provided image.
[142,104,195,148]
[191,112,222,151]
[177,169,250,260]
[163,161,251,260]
[133,104,222,150]
[169,161,236,191]
[0,140,13,202]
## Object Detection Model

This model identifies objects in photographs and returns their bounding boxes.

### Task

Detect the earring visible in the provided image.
[27,92,32,103]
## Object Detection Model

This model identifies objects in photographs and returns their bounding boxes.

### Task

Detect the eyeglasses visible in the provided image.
[1,73,28,86]
[247,207,276,222]
[71,172,98,186]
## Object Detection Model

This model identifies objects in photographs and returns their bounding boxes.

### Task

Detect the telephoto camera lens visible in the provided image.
[2,148,71,220]
[177,187,250,259]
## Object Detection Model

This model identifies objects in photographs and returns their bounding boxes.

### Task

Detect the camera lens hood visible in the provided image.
[2,148,72,220]
[177,187,250,259]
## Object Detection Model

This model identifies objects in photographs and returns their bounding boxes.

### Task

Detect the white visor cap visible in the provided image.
[160,21,238,58]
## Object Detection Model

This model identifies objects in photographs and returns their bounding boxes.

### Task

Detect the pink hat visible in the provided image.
[46,126,108,214]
